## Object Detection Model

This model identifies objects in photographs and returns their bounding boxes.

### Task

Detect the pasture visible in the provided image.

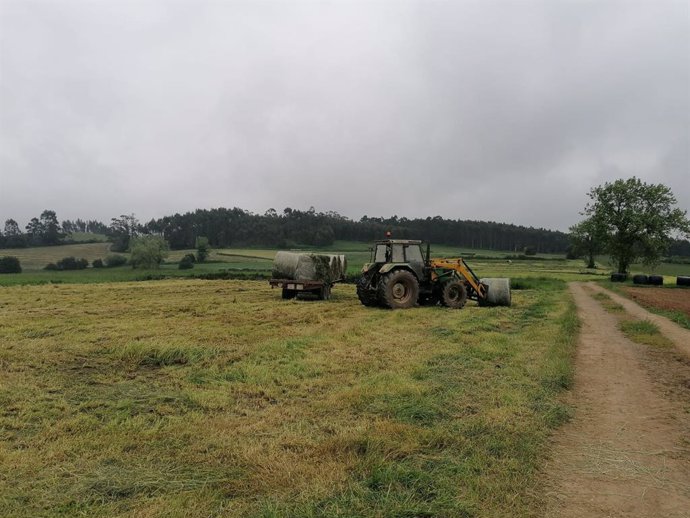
[0,240,612,287]
[0,278,577,517]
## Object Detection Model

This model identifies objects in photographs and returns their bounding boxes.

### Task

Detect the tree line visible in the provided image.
[2,204,689,257]
[142,207,575,253]
[0,211,110,248]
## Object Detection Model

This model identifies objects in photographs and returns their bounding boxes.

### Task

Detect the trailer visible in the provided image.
[269,278,336,300]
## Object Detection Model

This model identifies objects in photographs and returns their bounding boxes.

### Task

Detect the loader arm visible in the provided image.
[429,258,487,300]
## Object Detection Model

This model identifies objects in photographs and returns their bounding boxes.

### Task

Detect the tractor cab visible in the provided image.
[368,239,427,280]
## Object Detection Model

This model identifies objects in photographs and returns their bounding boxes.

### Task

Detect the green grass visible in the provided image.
[66,232,109,243]
[0,277,578,517]
[2,241,611,286]
[1,242,113,270]
[619,320,674,348]
[591,291,625,313]
[649,309,690,330]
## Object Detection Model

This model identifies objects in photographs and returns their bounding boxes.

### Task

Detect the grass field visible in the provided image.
[2,242,113,270]
[0,278,577,517]
[0,240,612,287]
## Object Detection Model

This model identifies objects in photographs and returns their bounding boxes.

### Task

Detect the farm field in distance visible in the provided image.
[3,239,675,287]
[0,277,577,517]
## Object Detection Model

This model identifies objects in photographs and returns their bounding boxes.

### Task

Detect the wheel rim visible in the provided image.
[448,285,461,301]
[392,282,409,302]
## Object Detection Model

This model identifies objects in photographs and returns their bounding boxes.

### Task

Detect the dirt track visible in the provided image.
[543,282,690,518]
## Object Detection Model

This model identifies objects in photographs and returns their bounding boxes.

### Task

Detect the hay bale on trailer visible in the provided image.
[272,252,347,282]
[270,252,348,300]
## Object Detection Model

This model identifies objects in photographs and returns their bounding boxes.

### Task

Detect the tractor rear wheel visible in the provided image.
[378,270,419,309]
[441,280,467,309]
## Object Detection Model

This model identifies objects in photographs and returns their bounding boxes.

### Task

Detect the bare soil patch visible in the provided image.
[622,286,690,318]
[543,282,690,518]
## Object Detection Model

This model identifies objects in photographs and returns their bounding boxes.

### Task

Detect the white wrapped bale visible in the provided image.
[272,251,347,282]
[479,278,511,307]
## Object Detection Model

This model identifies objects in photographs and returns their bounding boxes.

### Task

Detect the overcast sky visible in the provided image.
[1,0,688,231]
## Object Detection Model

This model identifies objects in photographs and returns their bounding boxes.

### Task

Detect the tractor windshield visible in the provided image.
[391,244,404,262]
[405,245,423,263]
[374,245,387,263]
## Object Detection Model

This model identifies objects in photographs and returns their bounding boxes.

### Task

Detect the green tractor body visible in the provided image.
[357,239,511,309]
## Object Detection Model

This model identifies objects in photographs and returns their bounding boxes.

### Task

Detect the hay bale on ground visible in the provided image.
[479,278,511,307]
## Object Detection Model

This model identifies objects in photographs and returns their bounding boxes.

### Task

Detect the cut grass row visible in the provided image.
[0,277,578,517]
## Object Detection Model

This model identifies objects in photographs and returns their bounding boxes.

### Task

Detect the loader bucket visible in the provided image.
[479,278,511,307]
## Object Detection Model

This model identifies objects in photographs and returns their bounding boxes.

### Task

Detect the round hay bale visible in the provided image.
[647,275,663,286]
[272,251,302,279]
[677,276,690,287]
[273,252,347,282]
[610,273,627,282]
[479,278,511,306]
[632,274,648,285]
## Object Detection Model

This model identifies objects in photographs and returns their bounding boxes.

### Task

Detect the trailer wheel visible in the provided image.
[281,288,296,299]
[441,280,467,309]
[320,284,332,300]
[378,270,419,309]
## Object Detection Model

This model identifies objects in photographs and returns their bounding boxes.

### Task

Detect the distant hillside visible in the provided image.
[3,242,112,270]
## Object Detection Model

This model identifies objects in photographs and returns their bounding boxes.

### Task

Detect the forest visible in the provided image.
[2,207,689,256]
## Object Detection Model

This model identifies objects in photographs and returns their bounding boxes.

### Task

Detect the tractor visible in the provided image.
[356,239,511,309]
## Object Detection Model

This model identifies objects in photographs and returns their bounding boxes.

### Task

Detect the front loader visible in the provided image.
[356,239,511,309]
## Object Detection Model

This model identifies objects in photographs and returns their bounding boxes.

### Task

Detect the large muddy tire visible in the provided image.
[647,275,663,286]
[479,278,511,307]
[677,276,690,287]
[632,274,648,285]
[378,270,419,309]
[281,288,296,299]
[356,276,378,307]
[441,280,467,309]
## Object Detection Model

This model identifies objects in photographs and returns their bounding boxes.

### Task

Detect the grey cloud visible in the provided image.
[1,0,688,231]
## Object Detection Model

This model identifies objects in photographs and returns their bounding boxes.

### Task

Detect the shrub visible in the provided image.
[44,263,59,271]
[523,246,537,256]
[179,255,195,270]
[92,258,104,268]
[130,236,169,269]
[105,254,127,267]
[0,256,22,273]
[56,257,89,270]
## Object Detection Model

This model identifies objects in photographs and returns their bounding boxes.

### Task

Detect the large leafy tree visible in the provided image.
[582,177,689,273]
[109,214,139,252]
[3,219,26,248]
[39,210,63,245]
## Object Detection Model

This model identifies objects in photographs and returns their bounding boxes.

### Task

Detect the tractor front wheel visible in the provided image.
[357,275,379,307]
[441,280,467,309]
[378,270,419,309]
